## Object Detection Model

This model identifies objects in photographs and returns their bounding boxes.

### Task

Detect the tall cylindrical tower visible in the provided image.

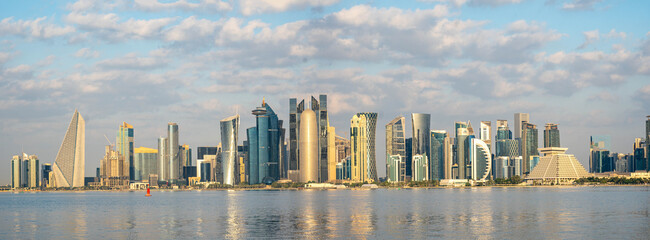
[299,109,318,183]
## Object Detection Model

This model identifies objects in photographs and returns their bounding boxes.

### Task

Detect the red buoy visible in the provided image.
[145,187,151,197]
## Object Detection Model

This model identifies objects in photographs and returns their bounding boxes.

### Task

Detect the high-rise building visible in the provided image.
[327,126,336,182]
[199,160,212,182]
[521,122,539,173]
[221,114,239,185]
[134,147,157,182]
[646,116,650,171]
[27,154,39,188]
[288,98,304,175]
[350,112,378,182]
[412,154,428,181]
[544,123,560,148]
[454,122,469,179]
[41,163,52,187]
[248,100,285,184]
[633,138,646,172]
[494,156,509,179]
[99,145,129,188]
[387,155,405,182]
[247,127,259,184]
[197,147,218,161]
[430,130,448,180]
[317,95,329,183]
[116,122,134,181]
[52,110,85,188]
[335,135,351,163]
[167,123,180,182]
[180,145,192,171]
[386,116,406,180]
[514,113,529,140]
[157,137,168,181]
[405,138,412,177]
[443,136,453,179]
[11,155,21,188]
[480,121,492,150]
[470,138,492,181]
[412,113,431,178]
[299,109,318,183]
[590,135,612,173]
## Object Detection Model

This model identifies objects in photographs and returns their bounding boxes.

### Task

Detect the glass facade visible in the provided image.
[412,155,428,181]
[544,123,560,148]
[116,122,134,181]
[430,130,447,180]
[134,147,157,181]
[412,113,430,179]
[521,123,538,173]
[220,114,239,185]
[247,127,259,184]
[168,123,180,181]
[350,112,378,182]
[386,116,406,180]
[249,100,285,184]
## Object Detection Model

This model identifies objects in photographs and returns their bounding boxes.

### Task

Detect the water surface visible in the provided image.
[1,186,648,239]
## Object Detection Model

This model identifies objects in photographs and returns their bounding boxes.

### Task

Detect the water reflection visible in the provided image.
[0,187,648,239]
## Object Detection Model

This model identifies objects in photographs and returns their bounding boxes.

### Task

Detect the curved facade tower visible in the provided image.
[470,138,492,181]
[221,114,239,185]
[386,116,406,181]
[52,110,85,188]
[299,109,318,183]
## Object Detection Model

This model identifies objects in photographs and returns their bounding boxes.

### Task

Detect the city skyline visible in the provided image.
[2,0,650,185]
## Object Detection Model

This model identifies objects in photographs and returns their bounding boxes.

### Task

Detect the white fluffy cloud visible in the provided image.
[239,0,340,16]
[0,17,75,39]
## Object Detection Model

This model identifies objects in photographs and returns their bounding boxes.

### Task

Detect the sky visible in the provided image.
[1,0,649,185]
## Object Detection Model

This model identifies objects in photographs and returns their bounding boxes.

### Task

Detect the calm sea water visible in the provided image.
[1,186,648,239]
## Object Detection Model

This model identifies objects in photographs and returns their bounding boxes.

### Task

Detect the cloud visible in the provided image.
[74,48,100,58]
[587,91,618,102]
[65,12,175,41]
[562,0,602,10]
[96,52,169,70]
[134,0,232,13]
[578,29,599,49]
[420,0,524,7]
[0,17,75,39]
[239,0,340,16]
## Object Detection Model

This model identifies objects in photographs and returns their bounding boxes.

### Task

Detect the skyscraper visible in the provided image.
[27,154,39,188]
[386,116,406,180]
[299,109,318,183]
[288,98,304,175]
[633,138,646,172]
[327,126,336,182]
[405,138,412,178]
[134,147,158,182]
[646,116,650,171]
[167,123,180,182]
[412,113,431,178]
[480,121,492,150]
[317,95,329,183]
[180,144,191,167]
[11,155,21,188]
[470,138,491,181]
[221,114,239,185]
[52,110,85,188]
[455,122,469,179]
[99,145,129,188]
[247,127,259,184]
[116,122,134,181]
[157,137,168,181]
[42,163,52,187]
[248,99,284,184]
[430,130,448,180]
[544,123,560,148]
[350,112,378,182]
[514,113,529,140]
[590,135,612,173]
[521,122,538,173]
[197,147,218,161]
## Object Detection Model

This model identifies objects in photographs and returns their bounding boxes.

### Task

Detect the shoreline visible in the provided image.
[2,184,648,193]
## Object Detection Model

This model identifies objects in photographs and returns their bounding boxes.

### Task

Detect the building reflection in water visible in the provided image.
[349,190,376,238]
[225,190,243,239]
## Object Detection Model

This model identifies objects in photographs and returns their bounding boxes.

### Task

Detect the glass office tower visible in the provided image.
[220,114,239,185]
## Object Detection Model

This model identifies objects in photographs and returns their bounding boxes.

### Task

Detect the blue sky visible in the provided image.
[1,0,649,185]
